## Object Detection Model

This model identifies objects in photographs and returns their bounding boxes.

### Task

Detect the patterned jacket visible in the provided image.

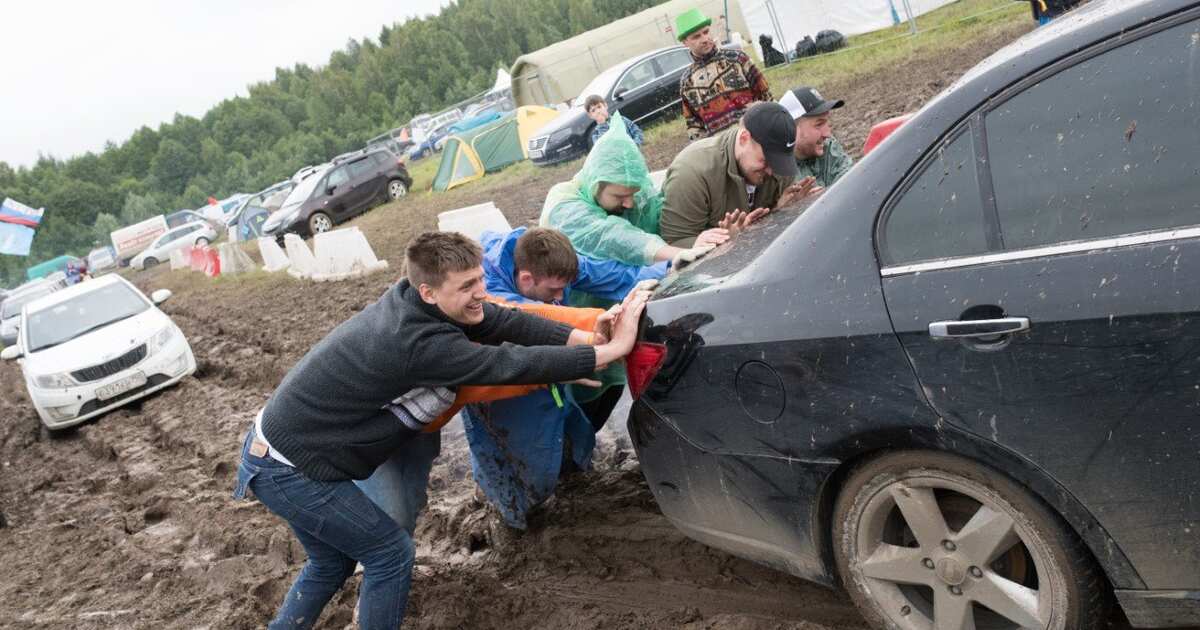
[679,48,772,141]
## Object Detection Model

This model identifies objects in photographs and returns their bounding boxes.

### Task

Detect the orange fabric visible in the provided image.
[422,297,604,432]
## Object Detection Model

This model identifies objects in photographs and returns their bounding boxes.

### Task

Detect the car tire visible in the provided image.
[308,212,333,235]
[388,179,408,200]
[195,237,209,246]
[833,450,1108,630]
[143,257,159,269]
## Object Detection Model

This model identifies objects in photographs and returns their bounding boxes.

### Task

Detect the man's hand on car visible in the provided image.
[670,243,716,271]
[776,176,823,208]
[695,227,731,247]
[718,207,770,237]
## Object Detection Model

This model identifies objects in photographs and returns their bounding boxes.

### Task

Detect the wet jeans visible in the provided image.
[234,431,413,630]
[353,430,441,534]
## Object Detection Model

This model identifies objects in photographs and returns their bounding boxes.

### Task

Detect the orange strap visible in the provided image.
[422,297,604,432]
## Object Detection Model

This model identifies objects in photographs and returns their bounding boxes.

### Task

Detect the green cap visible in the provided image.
[675,8,712,41]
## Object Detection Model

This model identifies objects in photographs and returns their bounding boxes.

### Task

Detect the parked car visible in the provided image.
[1,280,64,346]
[262,148,412,238]
[130,221,218,270]
[225,180,296,241]
[0,275,195,432]
[628,2,1200,629]
[366,127,415,159]
[165,209,211,229]
[111,214,169,265]
[528,44,718,165]
[86,246,118,274]
[292,164,328,183]
[407,120,457,161]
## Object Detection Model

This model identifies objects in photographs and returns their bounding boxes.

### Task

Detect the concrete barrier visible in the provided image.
[204,247,220,277]
[437,203,511,242]
[169,248,188,271]
[284,234,318,279]
[218,243,256,275]
[187,246,207,272]
[311,227,388,282]
[258,237,291,273]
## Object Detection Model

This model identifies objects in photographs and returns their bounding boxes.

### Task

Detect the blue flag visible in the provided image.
[0,198,45,257]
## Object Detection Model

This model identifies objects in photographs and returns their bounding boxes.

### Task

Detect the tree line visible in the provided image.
[0,0,658,286]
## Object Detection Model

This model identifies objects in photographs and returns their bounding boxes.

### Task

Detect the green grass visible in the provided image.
[765,0,1027,89]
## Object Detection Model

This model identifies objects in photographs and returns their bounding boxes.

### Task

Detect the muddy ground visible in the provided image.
[1,22,1039,629]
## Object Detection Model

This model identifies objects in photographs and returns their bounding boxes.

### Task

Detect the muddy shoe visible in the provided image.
[485,509,523,550]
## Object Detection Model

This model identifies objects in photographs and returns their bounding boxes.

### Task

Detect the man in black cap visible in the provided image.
[779,86,854,188]
[659,102,819,246]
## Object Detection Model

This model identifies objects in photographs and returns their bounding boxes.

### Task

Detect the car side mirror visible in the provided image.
[151,289,172,305]
[613,89,627,101]
[326,185,337,196]
[1,346,21,361]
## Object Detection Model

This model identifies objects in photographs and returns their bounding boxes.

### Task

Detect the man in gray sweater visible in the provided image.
[233,231,648,629]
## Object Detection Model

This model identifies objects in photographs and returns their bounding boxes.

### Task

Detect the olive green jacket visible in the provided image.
[659,127,792,247]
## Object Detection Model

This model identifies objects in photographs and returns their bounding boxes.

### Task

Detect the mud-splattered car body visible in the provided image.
[630,1,1200,627]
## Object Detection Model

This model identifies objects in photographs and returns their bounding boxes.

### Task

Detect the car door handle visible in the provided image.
[928,317,1030,338]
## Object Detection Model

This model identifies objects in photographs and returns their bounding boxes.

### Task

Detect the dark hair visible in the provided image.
[405,231,482,288]
[514,228,578,281]
[583,95,606,112]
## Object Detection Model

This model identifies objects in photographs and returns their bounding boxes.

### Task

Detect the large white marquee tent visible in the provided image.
[740,0,958,59]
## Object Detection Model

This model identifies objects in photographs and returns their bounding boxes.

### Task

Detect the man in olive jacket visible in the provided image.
[660,102,817,247]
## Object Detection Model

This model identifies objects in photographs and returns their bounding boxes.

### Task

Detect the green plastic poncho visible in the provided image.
[539,112,667,267]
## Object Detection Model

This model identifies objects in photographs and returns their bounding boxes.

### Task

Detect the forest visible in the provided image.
[0,0,659,286]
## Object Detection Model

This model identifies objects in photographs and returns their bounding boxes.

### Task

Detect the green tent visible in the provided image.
[433,106,560,191]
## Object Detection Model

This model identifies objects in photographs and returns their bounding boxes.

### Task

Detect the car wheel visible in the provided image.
[833,451,1107,630]
[143,257,159,269]
[308,212,333,235]
[388,179,408,200]
[195,237,209,246]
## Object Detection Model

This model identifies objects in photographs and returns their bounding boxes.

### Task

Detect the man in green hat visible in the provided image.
[676,7,772,142]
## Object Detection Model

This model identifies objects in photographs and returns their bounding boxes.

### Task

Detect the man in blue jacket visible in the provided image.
[465,226,667,529]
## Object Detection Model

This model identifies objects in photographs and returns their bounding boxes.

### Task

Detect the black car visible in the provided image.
[628,2,1200,629]
[262,148,412,238]
[528,45,701,166]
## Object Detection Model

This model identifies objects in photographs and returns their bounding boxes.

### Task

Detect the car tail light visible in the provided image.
[627,341,668,399]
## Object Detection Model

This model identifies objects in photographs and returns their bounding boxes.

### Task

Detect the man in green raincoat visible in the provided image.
[539,112,727,269]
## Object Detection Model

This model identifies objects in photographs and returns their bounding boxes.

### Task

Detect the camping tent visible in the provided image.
[510,0,751,107]
[740,0,957,61]
[433,106,560,191]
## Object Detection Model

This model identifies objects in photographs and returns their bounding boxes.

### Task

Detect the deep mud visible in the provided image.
[1,23,1038,629]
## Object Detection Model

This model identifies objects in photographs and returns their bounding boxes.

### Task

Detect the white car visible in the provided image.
[1,280,64,346]
[0,275,196,432]
[130,221,217,270]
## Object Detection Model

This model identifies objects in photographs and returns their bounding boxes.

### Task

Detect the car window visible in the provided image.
[25,282,149,352]
[325,166,350,189]
[614,59,657,96]
[654,49,692,75]
[881,130,989,264]
[986,18,1200,250]
[347,158,375,178]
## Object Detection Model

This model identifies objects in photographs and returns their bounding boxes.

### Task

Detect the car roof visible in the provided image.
[25,275,132,314]
[169,220,211,232]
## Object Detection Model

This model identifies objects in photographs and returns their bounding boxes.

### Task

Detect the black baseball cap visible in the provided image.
[741,102,800,178]
[779,87,845,119]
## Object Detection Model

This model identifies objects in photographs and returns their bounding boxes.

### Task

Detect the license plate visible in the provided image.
[529,149,544,159]
[96,372,147,401]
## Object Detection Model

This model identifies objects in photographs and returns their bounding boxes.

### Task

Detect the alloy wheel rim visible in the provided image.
[390,181,407,198]
[313,215,331,232]
[854,475,1052,630]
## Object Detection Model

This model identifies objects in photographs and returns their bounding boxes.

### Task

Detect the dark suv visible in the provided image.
[628,1,1200,629]
[263,148,412,237]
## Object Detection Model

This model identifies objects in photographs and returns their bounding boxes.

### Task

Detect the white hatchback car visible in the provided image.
[1,275,196,432]
[131,221,218,270]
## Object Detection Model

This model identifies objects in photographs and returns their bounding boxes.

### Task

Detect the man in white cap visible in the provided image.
[778,86,855,188]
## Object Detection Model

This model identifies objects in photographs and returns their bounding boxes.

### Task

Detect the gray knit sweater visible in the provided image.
[261,279,596,481]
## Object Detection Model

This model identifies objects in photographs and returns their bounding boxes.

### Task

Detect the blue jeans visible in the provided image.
[354,430,440,533]
[234,431,414,630]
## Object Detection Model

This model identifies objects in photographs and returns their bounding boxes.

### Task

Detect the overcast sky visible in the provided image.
[3,0,452,168]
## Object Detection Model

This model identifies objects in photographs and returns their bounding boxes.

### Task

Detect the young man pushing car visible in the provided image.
[232,230,648,629]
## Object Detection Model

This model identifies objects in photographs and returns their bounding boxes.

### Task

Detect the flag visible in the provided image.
[0,198,45,257]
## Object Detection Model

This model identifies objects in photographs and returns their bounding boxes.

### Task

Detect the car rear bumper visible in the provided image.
[628,399,839,586]
[29,342,197,430]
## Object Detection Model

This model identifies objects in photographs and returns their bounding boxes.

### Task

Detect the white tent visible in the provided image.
[741,0,956,60]
[490,68,512,94]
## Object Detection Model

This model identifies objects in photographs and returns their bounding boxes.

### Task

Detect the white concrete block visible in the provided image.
[258,237,291,273]
[218,243,257,275]
[311,227,388,282]
[284,234,318,279]
[437,203,512,243]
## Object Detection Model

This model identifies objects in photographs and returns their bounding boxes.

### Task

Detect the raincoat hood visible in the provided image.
[480,228,533,305]
[575,112,658,210]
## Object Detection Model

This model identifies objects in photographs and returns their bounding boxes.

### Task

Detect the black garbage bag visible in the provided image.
[759,34,787,67]
[814,29,847,53]
[793,36,817,59]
